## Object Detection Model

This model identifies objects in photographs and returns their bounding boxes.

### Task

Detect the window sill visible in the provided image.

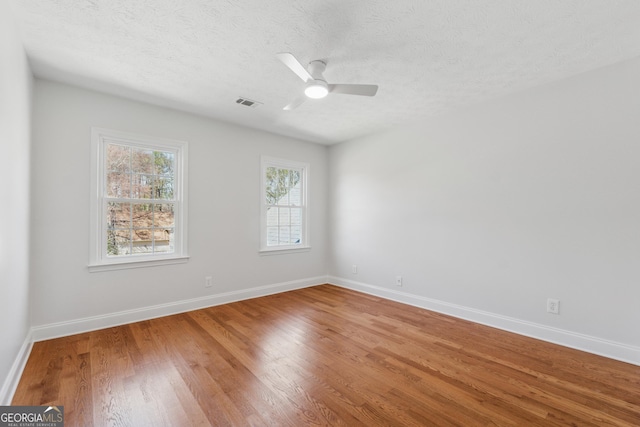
[259,246,311,256]
[88,255,190,272]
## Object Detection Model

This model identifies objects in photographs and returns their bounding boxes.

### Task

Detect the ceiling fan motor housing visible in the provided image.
[304,60,329,98]
[307,60,327,78]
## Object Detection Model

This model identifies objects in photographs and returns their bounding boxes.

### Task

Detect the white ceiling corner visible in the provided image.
[9,0,640,144]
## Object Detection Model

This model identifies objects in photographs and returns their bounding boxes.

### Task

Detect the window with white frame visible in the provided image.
[260,157,309,252]
[89,128,188,271]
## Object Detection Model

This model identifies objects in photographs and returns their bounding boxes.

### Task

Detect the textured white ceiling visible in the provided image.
[8,0,640,144]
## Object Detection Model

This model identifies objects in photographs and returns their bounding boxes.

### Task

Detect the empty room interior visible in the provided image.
[1,1,639,426]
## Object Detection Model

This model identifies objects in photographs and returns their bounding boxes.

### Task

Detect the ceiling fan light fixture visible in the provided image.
[277,53,378,110]
[305,80,329,99]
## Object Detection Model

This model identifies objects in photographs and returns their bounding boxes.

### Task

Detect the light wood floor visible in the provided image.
[13,285,640,426]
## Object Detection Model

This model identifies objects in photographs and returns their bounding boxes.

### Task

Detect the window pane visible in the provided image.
[289,185,301,206]
[279,208,290,226]
[265,167,278,205]
[154,204,175,228]
[155,176,174,200]
[154,228,174,253]
[266,167,300,206]
[132,148,154,174]
[290,208,302,225]
[132,174,154,199]
[108,229,132,256]
[132,203,153,229]
[290,169,300,187]
[107,202,130,228]
[291,226,301,244]
[107,144,130,172]
[107,172,131,198]
[154,151,174,175]
[132,229,153,254]
[279,226,290,244]
[267,207,278,226]
[281,169,291,190]
[267,227,279,246]
[279,169,290,205]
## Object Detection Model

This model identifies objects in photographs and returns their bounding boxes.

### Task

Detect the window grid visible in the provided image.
[261,158,309,252]
[104,143,176,257]
[105,201,175,256]
[90,127,188,271]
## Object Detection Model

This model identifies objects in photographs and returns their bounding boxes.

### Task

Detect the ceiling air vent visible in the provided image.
[236,97,262,108]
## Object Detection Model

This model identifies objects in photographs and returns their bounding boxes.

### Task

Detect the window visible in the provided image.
[260,157,309,253]
[89,128,188,271]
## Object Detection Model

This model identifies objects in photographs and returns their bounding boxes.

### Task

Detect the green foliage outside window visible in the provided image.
[265,167,301,205]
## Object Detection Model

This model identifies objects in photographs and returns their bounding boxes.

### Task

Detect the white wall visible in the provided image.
[29,80,328,333]
[0,5,33,403]
[329,57,640,362]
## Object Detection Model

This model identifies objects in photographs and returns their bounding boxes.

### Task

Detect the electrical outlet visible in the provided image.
[352,265,358,274]
[547,298,559,314]
[396,276,403,287]
[205,276,213,288]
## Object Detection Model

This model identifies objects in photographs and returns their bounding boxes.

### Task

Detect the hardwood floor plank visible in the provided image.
[13,285,640,426]
[187,311,314,426]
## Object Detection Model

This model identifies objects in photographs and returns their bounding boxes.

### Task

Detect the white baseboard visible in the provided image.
[0,330,33,405]
[328,276,640,366]
[31,275,328,342]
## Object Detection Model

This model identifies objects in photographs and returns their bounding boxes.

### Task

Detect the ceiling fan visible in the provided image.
[276,52,378,110]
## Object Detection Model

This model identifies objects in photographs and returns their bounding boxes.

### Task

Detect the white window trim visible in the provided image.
[89,127,189,272]
[260,156,310,254]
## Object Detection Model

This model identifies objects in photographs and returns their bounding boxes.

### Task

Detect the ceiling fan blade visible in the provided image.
[276,52,312,82]
[283,96,307,110]
[328,84,378,96]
